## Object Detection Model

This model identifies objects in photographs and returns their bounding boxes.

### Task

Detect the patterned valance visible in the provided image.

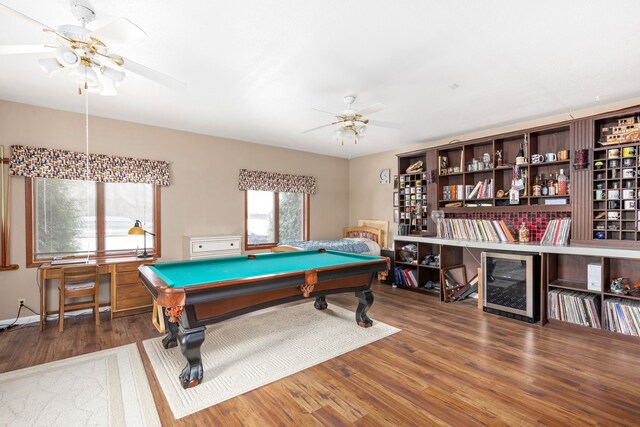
[9,145,170,186]
[238,169,316,194]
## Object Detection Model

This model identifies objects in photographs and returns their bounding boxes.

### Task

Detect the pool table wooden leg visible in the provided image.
[355,289,374,328]
[314,296,328,310]
[178,326,206,389]
[161,312,179,349]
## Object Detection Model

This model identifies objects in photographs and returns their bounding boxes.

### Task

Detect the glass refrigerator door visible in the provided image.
[485,256,528,313]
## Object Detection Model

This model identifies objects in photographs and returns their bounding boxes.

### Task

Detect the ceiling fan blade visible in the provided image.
[302,120,344,134]
[0,44,52,55]
[368,119,402,129]
[311,107,339,116]
[119,57,186,91]
[90,17,146,45]
[356,103,385,116]
[0,3,54,31]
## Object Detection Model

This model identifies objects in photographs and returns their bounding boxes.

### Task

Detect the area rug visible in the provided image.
[0,344,160,426]
[143,303,400,419]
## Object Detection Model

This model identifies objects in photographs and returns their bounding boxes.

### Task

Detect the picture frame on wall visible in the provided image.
[393,192,399,207]
[393,175,398,189]
[393,208,399,223]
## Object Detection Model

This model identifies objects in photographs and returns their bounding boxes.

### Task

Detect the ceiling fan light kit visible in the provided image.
[305,95,399,146]
[0,0,185,95]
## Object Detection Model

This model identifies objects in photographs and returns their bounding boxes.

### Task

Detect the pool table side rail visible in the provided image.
[138,257,388,309]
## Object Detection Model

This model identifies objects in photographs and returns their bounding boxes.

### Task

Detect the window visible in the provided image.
[27,177,161,265]
[245,190,309,249]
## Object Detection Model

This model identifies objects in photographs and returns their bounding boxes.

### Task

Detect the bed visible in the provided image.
[272,226,384,256]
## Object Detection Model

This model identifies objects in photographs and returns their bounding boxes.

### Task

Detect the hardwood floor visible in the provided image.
[2,281,640,426]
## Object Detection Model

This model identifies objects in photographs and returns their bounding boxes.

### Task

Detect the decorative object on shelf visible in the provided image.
[545,153,557,162]
[496,189,505,198]
[573,148,588,169]
[392,192,398,207]
[393,209,399,223]
[304,95,399,145]
[623,157,634,167]
[531,154,544,164]
[598,115,640,145]
[439,156,449,174]
[406,160,423,174]
[594,161,604,169]
[398,244,417,263]
[557,150,570,161]
[518,222,530,243]
[610,277,628,294]
[425,169,435,184]
[0,1,186,95]
[515,136,526,165]
[595,231,605,239]
[495,149,503,167]
[128,220,155,258]
[379,168,391,184]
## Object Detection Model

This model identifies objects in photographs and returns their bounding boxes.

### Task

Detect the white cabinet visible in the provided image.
[183,235,241,260]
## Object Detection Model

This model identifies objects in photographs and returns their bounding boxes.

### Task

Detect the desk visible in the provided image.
[138,249,388,388]
[38,257,155,331]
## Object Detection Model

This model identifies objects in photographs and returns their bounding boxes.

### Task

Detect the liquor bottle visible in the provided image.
[541,174,548,196]
[532,174,542,196]
[547,173,556,196]
[557,169,567,195]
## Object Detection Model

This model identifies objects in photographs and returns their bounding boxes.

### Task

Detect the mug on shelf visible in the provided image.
[609,200,620,209]
[608,189,620,200]
[609,159,619,168]
[531,154,544,164]
[622,146,636,157]
[622,189,635,200]
[608,148,620,159]
[545,153,557,162]
[607,211,620,220]
[557,150,569,161]
[623,157,635,167]
[624,200,636,210]
[623,168,635,178]
[595,190,605,200]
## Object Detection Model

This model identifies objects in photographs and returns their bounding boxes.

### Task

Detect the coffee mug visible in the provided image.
[609,159,619,168]
[623,168,635,178]
[531,154,544,164]
[623,158,635,167]
[608,190,620,200]
[622,147,635,157]
[595,190,605,200]
[557,150,569,161]
[624,200,636,210]
[608,148,620,158]
[608,211,620,220]
[609,201,620,209]
[623,189,635,200]
[545,153,557,162]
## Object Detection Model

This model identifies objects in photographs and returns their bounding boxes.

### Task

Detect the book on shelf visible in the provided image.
[548,289,601,329]
[540,218,571,246]
[603,298,640,336]
[436,218,517,242]
[394,267,418,288]
[544,198,569,205]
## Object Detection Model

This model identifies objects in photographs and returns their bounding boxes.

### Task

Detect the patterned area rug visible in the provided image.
[144,303,400,419]
[0,344,160,426]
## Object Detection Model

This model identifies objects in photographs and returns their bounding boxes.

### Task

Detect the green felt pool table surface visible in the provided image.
[149,250,384,288]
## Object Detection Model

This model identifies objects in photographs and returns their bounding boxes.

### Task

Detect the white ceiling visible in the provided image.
[1,0,640,159]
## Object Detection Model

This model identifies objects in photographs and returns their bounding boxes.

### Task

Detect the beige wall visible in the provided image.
[349,96,640,246]
[0,100,349,321]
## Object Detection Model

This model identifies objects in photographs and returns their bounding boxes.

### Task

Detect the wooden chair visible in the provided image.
[58,265,100,332]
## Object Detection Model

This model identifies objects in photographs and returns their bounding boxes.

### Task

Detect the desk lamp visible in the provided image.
[128,220,155,258]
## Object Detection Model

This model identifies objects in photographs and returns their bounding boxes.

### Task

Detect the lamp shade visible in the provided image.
[38,58,63,77]
[128,220,144,235]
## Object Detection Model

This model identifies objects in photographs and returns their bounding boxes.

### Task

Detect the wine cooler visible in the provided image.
[481,251,540,323]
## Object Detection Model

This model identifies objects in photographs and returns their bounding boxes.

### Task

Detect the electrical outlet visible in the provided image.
[18,298,25,306]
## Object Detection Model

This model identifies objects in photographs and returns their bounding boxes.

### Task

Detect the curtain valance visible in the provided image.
[9,145,170,186]
[238,169,316,194]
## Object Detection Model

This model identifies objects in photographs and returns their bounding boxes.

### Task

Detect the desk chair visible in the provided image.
[58,265,100,332]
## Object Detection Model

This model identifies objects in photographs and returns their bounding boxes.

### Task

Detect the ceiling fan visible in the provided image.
[303,95,400,145]
[0,0,186,95]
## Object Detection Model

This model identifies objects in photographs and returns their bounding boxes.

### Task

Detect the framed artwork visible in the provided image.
[393,192,399,207]
[393,209,399,223]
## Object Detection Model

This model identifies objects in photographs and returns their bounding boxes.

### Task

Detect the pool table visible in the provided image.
[138,249,388,388]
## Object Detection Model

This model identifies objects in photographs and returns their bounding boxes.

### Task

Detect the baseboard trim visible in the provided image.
[0,307,111,328]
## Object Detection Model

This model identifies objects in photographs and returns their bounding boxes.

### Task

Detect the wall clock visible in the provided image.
[379,168,391,184]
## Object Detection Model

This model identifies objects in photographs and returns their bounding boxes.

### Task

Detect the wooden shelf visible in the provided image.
[395,261,418,267]
[548,279,599,294]
[443,204,571,213]
[603,291,640,301]
[419,264,440,270]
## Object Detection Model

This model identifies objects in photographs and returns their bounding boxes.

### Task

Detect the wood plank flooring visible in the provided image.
[1,281,640,426]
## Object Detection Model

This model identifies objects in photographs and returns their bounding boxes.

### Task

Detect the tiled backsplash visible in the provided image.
[448,211,571,242]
